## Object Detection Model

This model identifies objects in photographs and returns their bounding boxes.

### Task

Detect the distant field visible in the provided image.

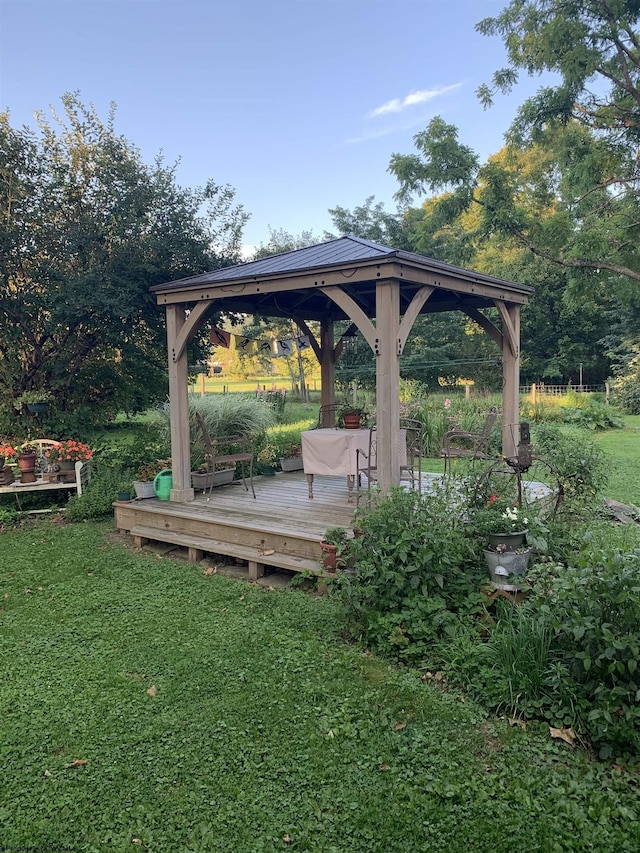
[190,375,322,395]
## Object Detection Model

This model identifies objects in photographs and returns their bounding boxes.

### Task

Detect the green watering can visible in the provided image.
[153,468,173,501]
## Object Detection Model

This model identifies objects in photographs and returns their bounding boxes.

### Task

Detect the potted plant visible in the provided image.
[278,442,303,472]
[319,526,349,573]
[257,443,278,476]
[17,443,39,483]
[471,495,534,591]
[191,463,236,491]
[45,440,93,471]
[338,404,369,430]
[133,459,172,499]
[15,390,53,414]
[0,442,17,471]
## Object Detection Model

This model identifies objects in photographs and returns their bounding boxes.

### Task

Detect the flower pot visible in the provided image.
[59,460,75,472]
[342,414,362,429]
[487,530,527,552]
[261,465,276,476]
[484,548,532,591]
[18,452,37,483]
[320,541,338,573]
[191,467,235,491]
[117,490,132,502]
[279,456,303,472]
[26,402,47,414]
[133,480,155,499]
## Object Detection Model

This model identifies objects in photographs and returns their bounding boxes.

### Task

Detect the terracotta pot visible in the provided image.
[342,414,362,430]
[320,541,338,573]
[17,452,37,472]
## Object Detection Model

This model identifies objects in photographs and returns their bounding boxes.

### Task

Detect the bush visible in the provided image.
[532,424,609,514]
[65,467,125,521]
[336,486,485,661]
[527,548,640,758]
[612,359,640,414]
[560,402,625,430]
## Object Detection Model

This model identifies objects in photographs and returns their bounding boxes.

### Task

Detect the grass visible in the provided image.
[591,415,640,506]
[1,522,638,852]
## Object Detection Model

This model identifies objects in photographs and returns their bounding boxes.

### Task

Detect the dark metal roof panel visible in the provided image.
[152,236,396,290]
[151,234,533,296]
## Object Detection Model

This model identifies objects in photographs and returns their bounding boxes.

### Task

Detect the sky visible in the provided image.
[0,0,547,255]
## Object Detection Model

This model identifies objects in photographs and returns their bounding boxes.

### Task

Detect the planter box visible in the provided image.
[133,480,155,499]
[191,467,235,491]
[279,456,303,472]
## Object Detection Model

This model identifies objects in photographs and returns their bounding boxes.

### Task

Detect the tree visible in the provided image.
[391,0,640,288]
[326,196,413,249]
[393,141,615,385]
[0,93,248,432]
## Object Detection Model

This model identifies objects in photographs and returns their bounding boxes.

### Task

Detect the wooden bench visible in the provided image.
[0,439,91,503]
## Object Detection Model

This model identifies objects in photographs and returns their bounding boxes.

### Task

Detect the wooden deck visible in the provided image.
[113,470,365,578]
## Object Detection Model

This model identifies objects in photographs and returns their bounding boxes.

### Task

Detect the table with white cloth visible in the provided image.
[301,428,406,501]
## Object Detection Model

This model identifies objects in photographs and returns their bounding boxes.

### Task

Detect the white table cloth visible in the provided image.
[301,428,406,500]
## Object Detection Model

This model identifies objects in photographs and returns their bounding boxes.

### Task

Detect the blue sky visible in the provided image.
[1,0,545,253]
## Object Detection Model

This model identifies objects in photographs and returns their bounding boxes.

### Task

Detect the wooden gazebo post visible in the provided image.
[374,279,401,491]
[166,304,195,502]
[498,303,521,460]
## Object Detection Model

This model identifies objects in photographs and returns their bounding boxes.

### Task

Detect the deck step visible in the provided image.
[129,524,323,578]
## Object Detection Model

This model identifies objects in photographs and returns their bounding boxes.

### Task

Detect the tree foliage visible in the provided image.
[0,93,248,433]
[391,1,640,288]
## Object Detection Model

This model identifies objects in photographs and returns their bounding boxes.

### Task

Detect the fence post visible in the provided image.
[530,382,536,404]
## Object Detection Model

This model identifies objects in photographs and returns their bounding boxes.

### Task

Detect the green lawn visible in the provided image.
[592,415,640,505]
[1,523,637,852]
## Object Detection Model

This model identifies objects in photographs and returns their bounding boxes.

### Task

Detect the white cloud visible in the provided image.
[368,84,461,119]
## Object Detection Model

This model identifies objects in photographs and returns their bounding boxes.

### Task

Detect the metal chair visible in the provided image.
[317,404,338,428]
[356,427,377,507]
[195,412,255,498]
[400,418,424,493]
[441,407,498,474]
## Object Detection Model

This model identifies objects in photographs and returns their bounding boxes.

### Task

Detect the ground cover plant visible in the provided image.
[1,521,638,851]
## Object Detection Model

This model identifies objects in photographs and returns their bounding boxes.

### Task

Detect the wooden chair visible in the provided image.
[195,412,255,498]
[442,407,499,474]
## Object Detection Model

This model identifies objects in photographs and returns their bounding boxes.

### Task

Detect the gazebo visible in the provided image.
[151,235,533,503]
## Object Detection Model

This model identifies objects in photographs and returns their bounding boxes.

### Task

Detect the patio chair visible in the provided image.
[399,418,424,493]
[356,421,424,505]
[195,412,255,498]
[317,403,338,428]
[441,407,499,474]
[356,427,377,507]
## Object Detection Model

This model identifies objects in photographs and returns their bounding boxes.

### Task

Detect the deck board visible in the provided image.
[114,471,364,573]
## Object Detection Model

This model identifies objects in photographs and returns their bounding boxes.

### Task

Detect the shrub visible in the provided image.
[65,467,125,521]
[527,547,640,758]
[532,424,609,514]
[336,486,485,662]
[560,402,625,430]
[611,358,640,414]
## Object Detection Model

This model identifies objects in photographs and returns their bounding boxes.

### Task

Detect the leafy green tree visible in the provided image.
[0,93,248,432]
[326,195,413,249]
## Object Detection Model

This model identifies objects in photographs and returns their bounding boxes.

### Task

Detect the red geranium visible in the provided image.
[45,440,93,463]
